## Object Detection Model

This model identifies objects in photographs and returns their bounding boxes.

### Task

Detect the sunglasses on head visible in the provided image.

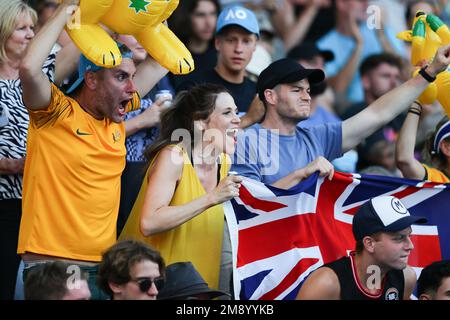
[132,277,165,293]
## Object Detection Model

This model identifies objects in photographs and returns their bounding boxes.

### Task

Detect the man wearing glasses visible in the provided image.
[97,240,165,300]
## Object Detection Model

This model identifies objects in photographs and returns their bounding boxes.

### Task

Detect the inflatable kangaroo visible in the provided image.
[66,0,194,74]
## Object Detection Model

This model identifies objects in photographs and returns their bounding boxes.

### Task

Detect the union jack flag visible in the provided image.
[223,172,449,300]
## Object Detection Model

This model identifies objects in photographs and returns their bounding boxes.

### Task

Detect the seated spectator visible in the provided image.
[417,260,450,300]
[297,195,426,300]
[24,261,90,300]
[358,138,401,177]
[341,53,405,173]
[158,262,229,300]
[97,240,165,300]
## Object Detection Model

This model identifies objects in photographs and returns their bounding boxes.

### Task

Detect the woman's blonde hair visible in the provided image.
[0,0,37,64]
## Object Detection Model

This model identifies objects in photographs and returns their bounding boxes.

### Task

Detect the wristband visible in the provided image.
[408,109,421,116]
[418,66,436,82]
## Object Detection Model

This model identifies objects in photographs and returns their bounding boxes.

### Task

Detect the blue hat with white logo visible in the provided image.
[66,43,133,94]
[432,120,450,154]
[216,5,260,37]
[352,195,427,241]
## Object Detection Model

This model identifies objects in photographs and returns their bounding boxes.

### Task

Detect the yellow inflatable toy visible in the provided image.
[65,0,194,75]
[397,11,450,116]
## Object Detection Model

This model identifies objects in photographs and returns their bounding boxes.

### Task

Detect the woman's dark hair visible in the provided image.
[143,83,229,167]
[168,0,221,45]
[423,115,450,172]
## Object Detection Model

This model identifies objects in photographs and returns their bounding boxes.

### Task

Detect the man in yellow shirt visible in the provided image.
[18,0,167,299]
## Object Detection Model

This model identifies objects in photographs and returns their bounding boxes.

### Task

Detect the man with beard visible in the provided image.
[341,53,404,174]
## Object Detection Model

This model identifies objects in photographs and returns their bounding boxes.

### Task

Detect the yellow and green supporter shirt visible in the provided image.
[18,84,139,261]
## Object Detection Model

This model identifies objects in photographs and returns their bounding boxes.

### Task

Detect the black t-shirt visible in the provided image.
[176,69,256,113]
[324,252,405,300]
[170,43,218,90]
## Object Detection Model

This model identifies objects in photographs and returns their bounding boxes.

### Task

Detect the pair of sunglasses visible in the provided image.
[132,277,165,293]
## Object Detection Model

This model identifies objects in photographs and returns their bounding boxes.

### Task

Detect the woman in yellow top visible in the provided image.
[396,101,450,183]
[119,84,242,293]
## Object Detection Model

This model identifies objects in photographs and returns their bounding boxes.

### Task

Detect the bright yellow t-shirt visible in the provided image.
[18,83,139,262]
[119,145,230,289]
[423,164,450,183]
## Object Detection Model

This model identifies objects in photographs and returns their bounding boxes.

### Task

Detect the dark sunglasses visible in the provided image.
[132,277,165,292]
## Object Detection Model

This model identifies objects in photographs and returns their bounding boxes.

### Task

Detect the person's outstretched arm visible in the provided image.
[395,102,426,180]
[20,1,79,110]
[342,44,450,153]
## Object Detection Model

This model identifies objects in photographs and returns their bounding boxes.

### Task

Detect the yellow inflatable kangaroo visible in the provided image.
[397,11,450,116]
[65,0,194,74]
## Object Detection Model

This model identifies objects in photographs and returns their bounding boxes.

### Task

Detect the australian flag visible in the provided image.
[223,171,449,300]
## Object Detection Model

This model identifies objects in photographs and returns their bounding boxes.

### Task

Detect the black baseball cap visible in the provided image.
[287,42,334,62]
[257,58,325,101]
[352,196,427,241]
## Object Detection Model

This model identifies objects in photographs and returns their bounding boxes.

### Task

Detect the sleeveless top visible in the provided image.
[324,251,405,300]
[119,145,230,288]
